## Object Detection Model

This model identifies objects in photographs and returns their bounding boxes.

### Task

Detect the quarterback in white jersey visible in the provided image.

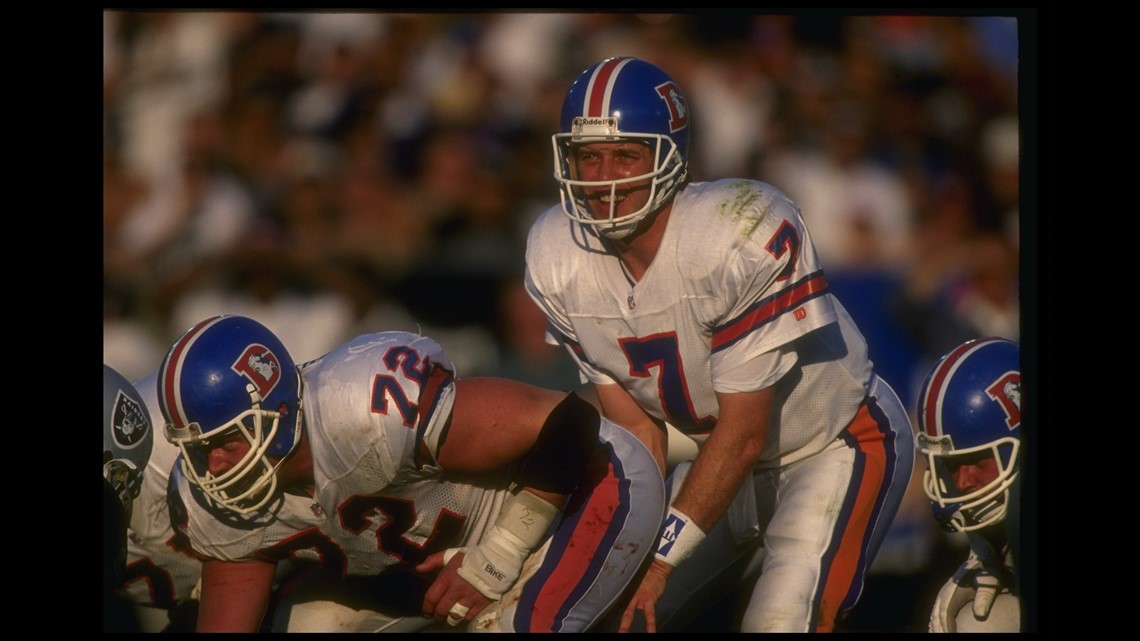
[158,315,664,632]
[525,57,914,632]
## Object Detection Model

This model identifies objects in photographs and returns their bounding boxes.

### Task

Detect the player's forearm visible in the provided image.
[671,388,772,531]
[457,487,563,600]
[456,393,598,599]
[671,423,763,530]
[648,418,764,572]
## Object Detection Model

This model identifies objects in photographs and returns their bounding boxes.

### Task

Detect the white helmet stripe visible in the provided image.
[583,56,633,118]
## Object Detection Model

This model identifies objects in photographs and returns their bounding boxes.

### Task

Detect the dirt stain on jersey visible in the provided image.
[717,182,767,240]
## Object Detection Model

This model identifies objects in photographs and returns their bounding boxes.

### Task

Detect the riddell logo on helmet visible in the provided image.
[232,344,282,399]
[573,117,618,135]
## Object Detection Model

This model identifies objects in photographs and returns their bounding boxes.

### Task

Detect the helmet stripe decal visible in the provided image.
[161,315,225,429]
[922,338,999,438]
[584,57,633,118]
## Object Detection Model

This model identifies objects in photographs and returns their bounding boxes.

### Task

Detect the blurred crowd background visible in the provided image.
[103,11,1028,632]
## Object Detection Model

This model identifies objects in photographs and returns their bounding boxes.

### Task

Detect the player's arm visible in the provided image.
[195,558,276,632]
[595,381,668,475]
[420,377,601,625]
[620,387,773,632]
[669,388,772,530]
[432,377,567,472]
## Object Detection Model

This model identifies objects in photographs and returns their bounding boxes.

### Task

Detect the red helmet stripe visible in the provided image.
[584,57,632,118]
[923,338,1000,437]
[162,315,225,429]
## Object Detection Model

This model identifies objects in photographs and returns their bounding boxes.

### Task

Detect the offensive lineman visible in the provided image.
[524,56,915,632]
[915,336,1023,632]
[157,314,664,632]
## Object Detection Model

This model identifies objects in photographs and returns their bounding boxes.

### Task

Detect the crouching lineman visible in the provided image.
[915,337,1022,632]
[157,315,665,632]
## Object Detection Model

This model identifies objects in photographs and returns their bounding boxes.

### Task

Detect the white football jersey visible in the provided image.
[168,332,510,573]
[122,371,202,609]
[526,179,873,467]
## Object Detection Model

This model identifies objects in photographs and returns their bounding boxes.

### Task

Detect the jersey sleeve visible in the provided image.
[524,239,577,346]
[525,265,617,387]
[398,334,458,474]
[523,210,617,387]
[299,332,459,497]
[706,184,839,392]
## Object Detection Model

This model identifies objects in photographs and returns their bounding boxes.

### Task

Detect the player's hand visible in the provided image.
[416,549,492,628]
[929,556,1011,632]
[618,558,673,633]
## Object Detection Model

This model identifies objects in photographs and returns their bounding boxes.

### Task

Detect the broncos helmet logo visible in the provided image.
[985,371,1021,430]
[232,344,282,400]
[655,82,688,133]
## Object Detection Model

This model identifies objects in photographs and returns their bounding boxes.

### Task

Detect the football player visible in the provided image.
[157,314,664,632]
[118,370,204,631]
[103,364,155,632]
[915,336,1022,632]
[524,56,915,632]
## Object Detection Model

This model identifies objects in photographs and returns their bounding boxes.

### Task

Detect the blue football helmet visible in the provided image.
[158,315,303,515]
[104,364,154,520]
[915,337,1021,532]
[553,56,690,240]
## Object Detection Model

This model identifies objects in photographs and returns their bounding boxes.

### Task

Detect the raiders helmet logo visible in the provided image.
[232,344,282,399]
[112,390,149,448]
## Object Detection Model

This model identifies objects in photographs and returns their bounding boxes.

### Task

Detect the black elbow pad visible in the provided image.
[517,392,601,494]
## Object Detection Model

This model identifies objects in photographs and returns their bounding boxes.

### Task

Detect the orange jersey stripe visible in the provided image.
[815,402,889,632]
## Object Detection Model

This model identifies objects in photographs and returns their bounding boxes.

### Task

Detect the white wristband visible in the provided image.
[458,490,559,600]
[654,506,705,567]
